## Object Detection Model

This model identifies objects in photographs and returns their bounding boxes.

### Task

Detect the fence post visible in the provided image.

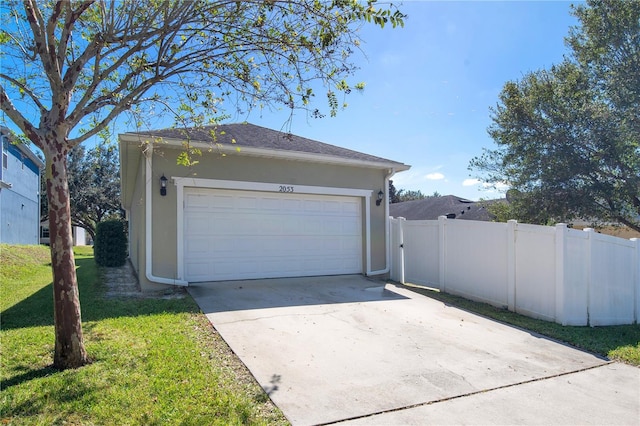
[389,218,397,281]
[632,238,639,324]
[398,217,406,284]
[507,220,517,312]
[438,215,447,292]
[583,228,594,326]
[555,223,567,325]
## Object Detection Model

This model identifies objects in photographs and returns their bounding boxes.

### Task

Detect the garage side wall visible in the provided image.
[127,153,173,291]
[148,147,389,285]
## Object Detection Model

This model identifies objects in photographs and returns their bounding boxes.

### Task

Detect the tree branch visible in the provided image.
[22,0,47,67]
[0,85,43,148]
[44,0,64,82]
[0,73,48,114]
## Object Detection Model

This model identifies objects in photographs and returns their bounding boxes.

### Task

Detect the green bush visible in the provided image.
[94,219,128,267]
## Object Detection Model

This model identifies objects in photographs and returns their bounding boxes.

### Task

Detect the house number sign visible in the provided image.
[278,185,295,193]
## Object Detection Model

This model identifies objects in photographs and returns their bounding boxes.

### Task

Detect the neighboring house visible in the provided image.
[119,123,410,291]
[389,195,499,221]
[0,127,44,245]
[39,221,88,246]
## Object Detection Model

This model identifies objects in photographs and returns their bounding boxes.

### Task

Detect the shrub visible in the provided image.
[94,219,128,267]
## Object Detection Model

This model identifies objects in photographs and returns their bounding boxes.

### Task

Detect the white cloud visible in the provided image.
[480,181,509,190]
[462,179,509,198]
[495,181,510,190]
[425,172,445,180]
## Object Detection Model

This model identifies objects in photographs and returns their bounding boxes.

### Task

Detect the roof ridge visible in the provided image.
[125,122,409,168]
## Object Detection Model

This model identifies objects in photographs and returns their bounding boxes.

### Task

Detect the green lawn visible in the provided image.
[404,283,640,366]
[0,244,288,425]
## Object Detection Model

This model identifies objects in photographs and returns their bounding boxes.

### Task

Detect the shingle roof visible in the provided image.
[126,122,408,169]
[389,195,500,221]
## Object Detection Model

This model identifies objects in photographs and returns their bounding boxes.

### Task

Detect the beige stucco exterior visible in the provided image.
[120,131,408,291]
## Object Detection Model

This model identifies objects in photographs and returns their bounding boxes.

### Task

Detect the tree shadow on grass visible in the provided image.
[1,365,58,390]
[1,282,55,330]
[1,367,103,418]
[0,258,197,331]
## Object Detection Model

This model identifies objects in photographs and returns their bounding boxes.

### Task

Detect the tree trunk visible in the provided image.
[618,216,640,233]
[46,147,89,370]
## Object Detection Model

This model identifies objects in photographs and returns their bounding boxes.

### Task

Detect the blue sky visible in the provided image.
[241,0,582,201]
[1,1,582,201]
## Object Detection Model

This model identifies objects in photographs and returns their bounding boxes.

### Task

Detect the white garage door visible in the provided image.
[183,188,363,282]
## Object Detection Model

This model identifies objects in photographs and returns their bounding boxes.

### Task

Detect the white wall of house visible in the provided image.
[40,223,88,246]
[390,216,640,326]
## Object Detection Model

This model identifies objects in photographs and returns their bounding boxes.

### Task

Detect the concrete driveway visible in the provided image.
[188,275,640,426]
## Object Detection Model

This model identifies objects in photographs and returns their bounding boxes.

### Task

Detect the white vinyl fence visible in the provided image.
[390,216,640,326]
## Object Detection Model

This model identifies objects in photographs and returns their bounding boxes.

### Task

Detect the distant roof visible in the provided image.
[389,195,500,221]
[122,122,409,171]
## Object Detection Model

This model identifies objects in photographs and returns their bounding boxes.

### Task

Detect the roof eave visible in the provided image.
[119,133,410,172]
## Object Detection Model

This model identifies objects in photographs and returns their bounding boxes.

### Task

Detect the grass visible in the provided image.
[404,283,640,366]
[0,244,288,425]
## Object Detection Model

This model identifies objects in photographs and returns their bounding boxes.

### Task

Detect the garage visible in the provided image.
[183,187,363,282]
[120,122,410,291]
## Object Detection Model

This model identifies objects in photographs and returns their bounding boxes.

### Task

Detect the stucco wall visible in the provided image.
[131,144,391,290]
[127,156,144,276]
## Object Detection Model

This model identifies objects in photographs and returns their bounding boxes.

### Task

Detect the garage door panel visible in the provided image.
[282,198,302,212]
[219,259,260,276]
[211,195,235,209]
[259,197,283,211]
[185,193,210,209]
[211,236,235,252]
[209,218,228,234]
[342,202,360,215]
[323,200,341,213]
[184,188,363,282]
[301,219,322,235]
[343,237,362,251]
[303,200,322,212]
[185,260,209,278]
[236,196,258,210]
[262,259,297,273]
[342,219,361,234]
[185,214,209,231]
[323,237,341,251]
[323,218,343,234]
[186,238,211,253]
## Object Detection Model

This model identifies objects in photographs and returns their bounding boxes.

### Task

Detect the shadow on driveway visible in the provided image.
[187,275,407,313]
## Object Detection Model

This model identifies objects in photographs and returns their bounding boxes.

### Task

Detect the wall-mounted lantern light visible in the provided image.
[376,189,384,206]
[160,174,168,196]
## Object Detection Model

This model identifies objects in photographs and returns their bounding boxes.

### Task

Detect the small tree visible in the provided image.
[94,219,127,267]
[0,0,405,369]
